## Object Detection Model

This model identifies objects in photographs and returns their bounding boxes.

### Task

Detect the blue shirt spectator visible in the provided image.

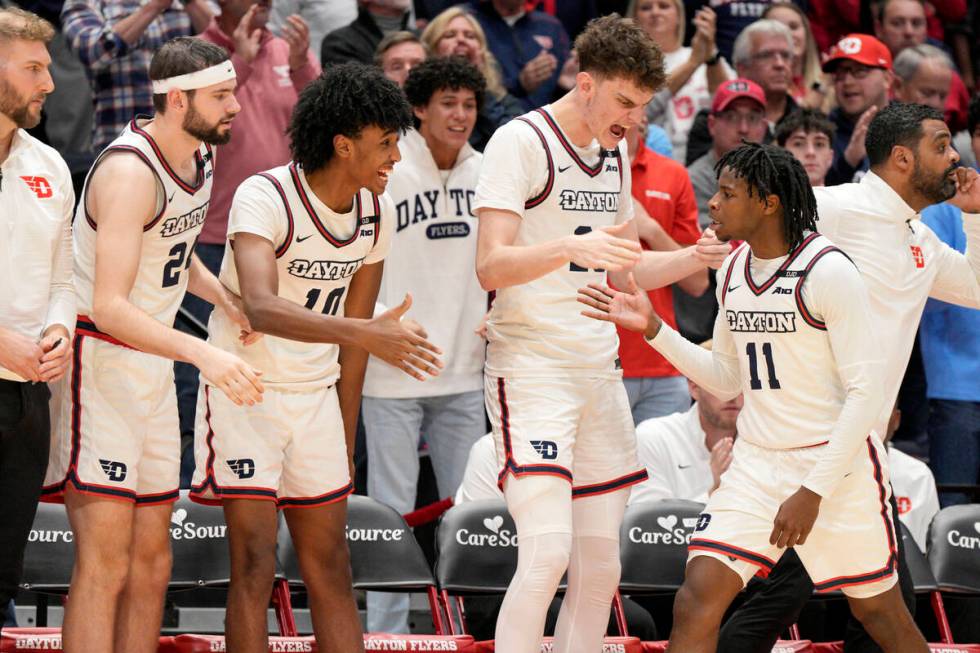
[467,0,569,111]
[920,195,980,506]
[61,0,211,151]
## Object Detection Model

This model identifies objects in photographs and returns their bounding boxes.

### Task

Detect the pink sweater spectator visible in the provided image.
[198,19,320,246]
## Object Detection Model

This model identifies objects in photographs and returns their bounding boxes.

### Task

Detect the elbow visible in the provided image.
[476,261,498,292]
[680,273,710,298]
[242,298,274,334]
[89,298,118,336]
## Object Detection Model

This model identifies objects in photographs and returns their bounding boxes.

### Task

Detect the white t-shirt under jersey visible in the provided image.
[473,106,634,379]
[888,445,940,552]
[814,172,980,440]
[649,236,883,498]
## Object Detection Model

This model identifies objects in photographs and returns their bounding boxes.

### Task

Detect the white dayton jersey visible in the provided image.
[716,232,876,452]
[473,107,634,378]
[73,117,213,330]
[208,161,393,389]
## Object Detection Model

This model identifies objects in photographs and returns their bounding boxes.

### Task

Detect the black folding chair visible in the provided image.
[276,494,448,634]
[926,504,980,644]
[168,493,295,635]
[18,502,75,626]
[614,499,705,634]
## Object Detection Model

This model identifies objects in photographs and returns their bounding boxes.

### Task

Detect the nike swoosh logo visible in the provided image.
[678,464,691,469]
[727,284,740,293]
[168,191,176,203]
[558,164,571,173]
[296,234,313,243]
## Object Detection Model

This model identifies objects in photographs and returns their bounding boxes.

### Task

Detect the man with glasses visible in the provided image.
[684,20,795,166]
[678,78,767,343]
[823,33,893,186]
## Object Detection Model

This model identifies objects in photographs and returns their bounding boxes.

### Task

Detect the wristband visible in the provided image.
[705,51,721,66]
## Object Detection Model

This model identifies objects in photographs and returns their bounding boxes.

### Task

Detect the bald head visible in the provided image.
[893,44,953,111]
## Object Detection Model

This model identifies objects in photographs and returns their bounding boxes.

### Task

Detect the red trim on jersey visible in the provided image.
[289,162,362,247]
[279,482,354,509]
[130,117,207,195]
[689,538,777,574]
[494,377,574,489]
[535,108,607,177]
[572,469,649,498]
[720,243,749,306]
[794,246,854,331]
[812,437,898,592]
[515,117,555,209]
[76,316,137,350]
[744,232,821,296]
[256,172,295,257]
[82,145,169,232]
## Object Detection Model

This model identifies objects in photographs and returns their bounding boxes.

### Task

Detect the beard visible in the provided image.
[0,76,44,129]
[181,100,232,145]
[911,156,957,204]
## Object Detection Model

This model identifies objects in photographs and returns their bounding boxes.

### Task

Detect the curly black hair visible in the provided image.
[865,101,945,167]
[288,63,413,172]
[715,142,817,249]
[403,56,486,121]
[775,108,835,147]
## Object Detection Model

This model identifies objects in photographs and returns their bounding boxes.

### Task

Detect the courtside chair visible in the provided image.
[275,493,448,634]
[926,504,980,644]
[614,499,705,635]
[167,492,296,635]
[18,501,74,626]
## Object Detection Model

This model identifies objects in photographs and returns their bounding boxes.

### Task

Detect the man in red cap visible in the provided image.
[822,33,893,186]
[677,78,768,344]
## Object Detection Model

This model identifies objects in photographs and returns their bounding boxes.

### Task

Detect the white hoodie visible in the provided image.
[363,129,487,398]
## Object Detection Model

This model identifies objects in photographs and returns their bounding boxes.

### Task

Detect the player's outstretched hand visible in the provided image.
[361,294,444,381]
[565,221,642,272]
[950,167,980,214]
[577,273,662,336]
[770,486,822,548]
[695,228,730,269]
[197,345,264,407]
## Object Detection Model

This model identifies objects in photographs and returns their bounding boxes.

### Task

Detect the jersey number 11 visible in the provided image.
[746,342,781,390]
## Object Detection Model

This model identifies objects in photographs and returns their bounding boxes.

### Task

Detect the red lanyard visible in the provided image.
[526,0,557,14]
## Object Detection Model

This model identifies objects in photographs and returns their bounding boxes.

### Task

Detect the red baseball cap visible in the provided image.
[711,78,766,114]
[822,34,893,72]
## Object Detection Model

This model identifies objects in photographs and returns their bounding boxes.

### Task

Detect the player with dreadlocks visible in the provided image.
[580,142,928,652]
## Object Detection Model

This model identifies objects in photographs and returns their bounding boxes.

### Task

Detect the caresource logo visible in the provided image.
[455,515,518,548]
[169,508,228,541]
[945,523,980,550]
[627,514,699,546]
[346,525,405,542]
[27,527,73,544]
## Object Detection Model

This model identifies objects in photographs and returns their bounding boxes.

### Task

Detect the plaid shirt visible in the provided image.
[62,0,193,152]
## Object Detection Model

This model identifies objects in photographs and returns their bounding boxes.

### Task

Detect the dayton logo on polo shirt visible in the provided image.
[20,175,52,199]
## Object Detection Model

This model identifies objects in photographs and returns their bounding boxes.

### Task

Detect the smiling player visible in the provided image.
[190,63,443,653]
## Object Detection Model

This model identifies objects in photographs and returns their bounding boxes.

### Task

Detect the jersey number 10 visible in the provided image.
[304,287,345,316]
[746,342,781,390]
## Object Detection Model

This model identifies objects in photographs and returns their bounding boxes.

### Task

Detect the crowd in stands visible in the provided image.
[6,0,979,635]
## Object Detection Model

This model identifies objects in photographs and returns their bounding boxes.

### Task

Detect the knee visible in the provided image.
[298,542,354,588]
[232,539,278,593]
[848,595,910,632]
[673,578,724,625]
[131,541,173,588]
[520,534,572,588]
[75,546,131,594]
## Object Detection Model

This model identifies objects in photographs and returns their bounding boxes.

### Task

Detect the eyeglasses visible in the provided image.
[751,49,793,64]
[715,110,766,127]
[832,65,875,81]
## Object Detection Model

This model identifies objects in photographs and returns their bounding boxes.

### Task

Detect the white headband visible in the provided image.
[151,61,236,94]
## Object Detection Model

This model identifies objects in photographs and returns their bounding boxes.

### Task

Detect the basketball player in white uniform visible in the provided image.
[474,16,728,652]
[41,39,264,653]
[191,64,441,653]
[580,143,929,653]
